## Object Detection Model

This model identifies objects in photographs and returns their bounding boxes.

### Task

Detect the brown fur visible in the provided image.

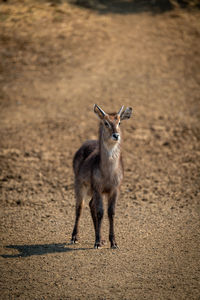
[71,105,132,248]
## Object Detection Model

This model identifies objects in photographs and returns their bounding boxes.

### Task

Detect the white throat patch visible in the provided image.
[103,141,120,159]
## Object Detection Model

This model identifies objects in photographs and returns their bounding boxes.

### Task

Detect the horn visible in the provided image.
[118,105,124,116]
[94,104,106,117]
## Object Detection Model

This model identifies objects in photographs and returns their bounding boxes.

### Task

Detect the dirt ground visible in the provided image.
[0,0,200,299]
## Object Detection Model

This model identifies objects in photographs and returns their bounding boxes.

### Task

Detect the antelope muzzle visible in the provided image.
[112,133,120,141]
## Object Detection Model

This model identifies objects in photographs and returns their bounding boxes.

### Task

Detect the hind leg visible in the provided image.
[91,190,104,249]
[89,197,105,248]
[89,197,97,233]
[71,181,85,243]
[108,189,119,249]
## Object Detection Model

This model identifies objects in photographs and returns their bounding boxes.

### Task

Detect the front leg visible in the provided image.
[108,189,119,249]
[93,191,104,249]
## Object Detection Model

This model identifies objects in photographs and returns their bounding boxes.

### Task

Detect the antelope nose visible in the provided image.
[112,133,120,141]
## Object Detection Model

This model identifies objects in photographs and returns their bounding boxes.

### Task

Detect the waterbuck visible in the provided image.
[71,104,132,249]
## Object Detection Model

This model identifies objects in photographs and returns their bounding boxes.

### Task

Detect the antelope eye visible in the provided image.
[118,122,121,126]
[104,121,109,127]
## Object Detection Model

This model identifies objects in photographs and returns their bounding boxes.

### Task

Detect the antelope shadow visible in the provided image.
[40,0,200,14]
[41,0,200,15]
[1,243,91,258]
[70,0,174,14]
[45,0,173,14]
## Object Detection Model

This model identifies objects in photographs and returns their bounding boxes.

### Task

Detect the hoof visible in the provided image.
[94,242,103,249]
[71,237,78,244]
[111,243,119,249]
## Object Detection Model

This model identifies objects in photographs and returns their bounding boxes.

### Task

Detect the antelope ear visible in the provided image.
[120,107,132,120]
[94,104,106,120]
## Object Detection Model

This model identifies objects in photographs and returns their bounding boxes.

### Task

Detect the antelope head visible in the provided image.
[94,104,132,146]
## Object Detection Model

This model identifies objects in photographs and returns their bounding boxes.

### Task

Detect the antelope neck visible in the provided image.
[99,139,121,172]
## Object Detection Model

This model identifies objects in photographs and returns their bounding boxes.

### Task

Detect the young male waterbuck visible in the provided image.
[71,104,132,249]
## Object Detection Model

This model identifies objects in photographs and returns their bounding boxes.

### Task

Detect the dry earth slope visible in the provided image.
[0,1,200,299]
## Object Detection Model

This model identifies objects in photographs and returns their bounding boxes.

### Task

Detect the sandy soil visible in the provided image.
[0,1,200,299]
